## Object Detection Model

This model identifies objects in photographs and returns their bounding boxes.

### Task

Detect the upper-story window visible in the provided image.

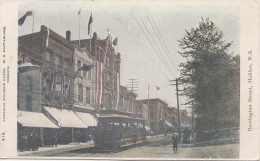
[55,82,62,102]
[26,76,33,91]
[88,69,91,80]
[106,56,110,68]
[78,84,83,102]
[64,58,70,73]
[114,76,117,90]
[100,49,104,62]
[86,87,90,104]
[77,60,82,76]
[55,54,62,72]
[45,79,51,102]
[114,61,119,73]
[26,95,32,111]
[45,50,53,67]
[105,71,112,88]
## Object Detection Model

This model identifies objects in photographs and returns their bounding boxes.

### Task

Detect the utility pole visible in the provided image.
[127,78,138,93]
[170,78,181,141]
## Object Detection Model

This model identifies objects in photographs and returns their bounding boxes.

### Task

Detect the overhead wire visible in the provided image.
[112,13,171,79]
[146,14,179,76]
[132,13,176,78]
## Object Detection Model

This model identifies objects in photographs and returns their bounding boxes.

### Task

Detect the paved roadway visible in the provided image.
[21,135,239,159]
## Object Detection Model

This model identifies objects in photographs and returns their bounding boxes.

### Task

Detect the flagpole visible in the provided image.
[79,11,81,47]
[32,10,34,33]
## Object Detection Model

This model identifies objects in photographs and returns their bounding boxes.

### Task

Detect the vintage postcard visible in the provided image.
[0,0,259,160]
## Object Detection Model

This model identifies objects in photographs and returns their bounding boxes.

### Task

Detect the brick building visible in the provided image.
[118,85,137,114]
[73,32,121,111]
[137,98,168,134]
[18,26,89,147]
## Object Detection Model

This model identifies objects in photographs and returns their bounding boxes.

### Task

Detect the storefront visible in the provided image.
[17,111,59,151]
[43,106,88,144]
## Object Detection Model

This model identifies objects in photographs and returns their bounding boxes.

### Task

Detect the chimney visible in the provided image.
[66,30,71,41]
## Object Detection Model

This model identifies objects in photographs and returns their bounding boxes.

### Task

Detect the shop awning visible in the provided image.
[17,111,58,128]
[43,107,87,128]
[165,121,174,128]
[75,112,97,127]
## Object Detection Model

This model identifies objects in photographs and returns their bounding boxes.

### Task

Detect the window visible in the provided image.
[83,64,87,78]
[86,87,90,104]
[105,93,111,110]
[88,69,91,80]
[55,54,62,71]
[77,60,82,76]
[100,49,103,62]
[106,56,110,67]
[64,84,70,103]
[78,84,83,102]
[46,50,53,67]
[105,71,112,87]
[55,82,62,101]
[26,76,32,91]
[26,95,32,111]
[45,79,51,101]
[64,58,70,73]
[114,76,117,90]
[114,61,119,73]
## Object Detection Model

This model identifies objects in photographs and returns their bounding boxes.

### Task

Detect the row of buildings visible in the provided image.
[17,25,191,148]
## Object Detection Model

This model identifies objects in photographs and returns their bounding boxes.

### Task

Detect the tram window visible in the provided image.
[114,122,120,126]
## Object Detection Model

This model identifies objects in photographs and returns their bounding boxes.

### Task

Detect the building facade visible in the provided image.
[74,32,121,111]
[118,85,137,114]
[137,98,168,134]
[18,26,90,147]
[136,101,149,127]
[19,25,75,110]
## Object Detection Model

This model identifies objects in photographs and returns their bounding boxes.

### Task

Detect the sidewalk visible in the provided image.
[18,142,94,157]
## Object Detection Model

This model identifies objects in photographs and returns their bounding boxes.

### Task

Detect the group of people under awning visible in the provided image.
[17,107,97,152]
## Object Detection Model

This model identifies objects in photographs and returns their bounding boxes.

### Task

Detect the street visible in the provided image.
[21,135,239,158]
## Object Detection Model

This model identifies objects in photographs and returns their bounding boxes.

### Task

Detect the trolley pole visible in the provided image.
[170,78,181,141]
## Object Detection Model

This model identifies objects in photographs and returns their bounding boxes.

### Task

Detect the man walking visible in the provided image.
[172,134,178,154]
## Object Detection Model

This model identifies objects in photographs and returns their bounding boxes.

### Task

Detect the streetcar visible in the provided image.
[94,112,146,151]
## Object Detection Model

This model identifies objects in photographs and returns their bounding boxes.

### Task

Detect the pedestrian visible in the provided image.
[172,134,178,154]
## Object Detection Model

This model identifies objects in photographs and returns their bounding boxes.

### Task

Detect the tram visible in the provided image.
[94,112,146,151]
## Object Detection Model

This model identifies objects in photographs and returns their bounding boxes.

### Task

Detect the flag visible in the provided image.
[18,11,33,26]
[78,8,81,15]
[156,86,160,90]
[113,37,118,46]
[88,13,93,35]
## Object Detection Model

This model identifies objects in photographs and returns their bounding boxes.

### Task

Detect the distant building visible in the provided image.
[118,85,137,114]
[137,98,168,134]
[136,102,149,127]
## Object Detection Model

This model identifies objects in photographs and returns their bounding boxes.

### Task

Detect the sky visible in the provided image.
[18,0,240,111]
